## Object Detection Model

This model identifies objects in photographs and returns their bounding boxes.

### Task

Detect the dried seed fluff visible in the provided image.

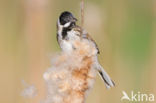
[42,39,97,103]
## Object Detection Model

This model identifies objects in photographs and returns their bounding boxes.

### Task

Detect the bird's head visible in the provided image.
[58,11,77,28]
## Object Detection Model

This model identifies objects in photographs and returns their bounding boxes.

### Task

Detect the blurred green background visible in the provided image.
[0,0,156,103]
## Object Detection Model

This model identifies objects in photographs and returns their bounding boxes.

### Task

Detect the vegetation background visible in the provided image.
[0,0,156,103]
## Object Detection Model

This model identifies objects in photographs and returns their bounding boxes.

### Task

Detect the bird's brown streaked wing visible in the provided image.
[84,33,100,54]
[73,25,100,54]
[72,26,82,36]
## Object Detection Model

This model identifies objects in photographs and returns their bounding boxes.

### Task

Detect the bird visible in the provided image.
[56,11,115,88]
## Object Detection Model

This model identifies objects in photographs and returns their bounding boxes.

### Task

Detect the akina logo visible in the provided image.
[121,91,154,102]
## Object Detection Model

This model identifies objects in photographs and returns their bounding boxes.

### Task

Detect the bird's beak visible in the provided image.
[72,17,77,22]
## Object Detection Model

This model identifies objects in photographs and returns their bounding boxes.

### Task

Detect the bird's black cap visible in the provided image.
[59,11,77,25]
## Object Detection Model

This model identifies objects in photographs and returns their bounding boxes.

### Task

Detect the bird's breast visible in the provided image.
[67,29,80,40]
[60,40,73,52]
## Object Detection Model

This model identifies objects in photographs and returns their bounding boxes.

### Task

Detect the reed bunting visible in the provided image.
[56,11,115,88]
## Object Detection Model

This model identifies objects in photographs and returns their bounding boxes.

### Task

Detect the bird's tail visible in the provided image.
[95,61,115,89]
